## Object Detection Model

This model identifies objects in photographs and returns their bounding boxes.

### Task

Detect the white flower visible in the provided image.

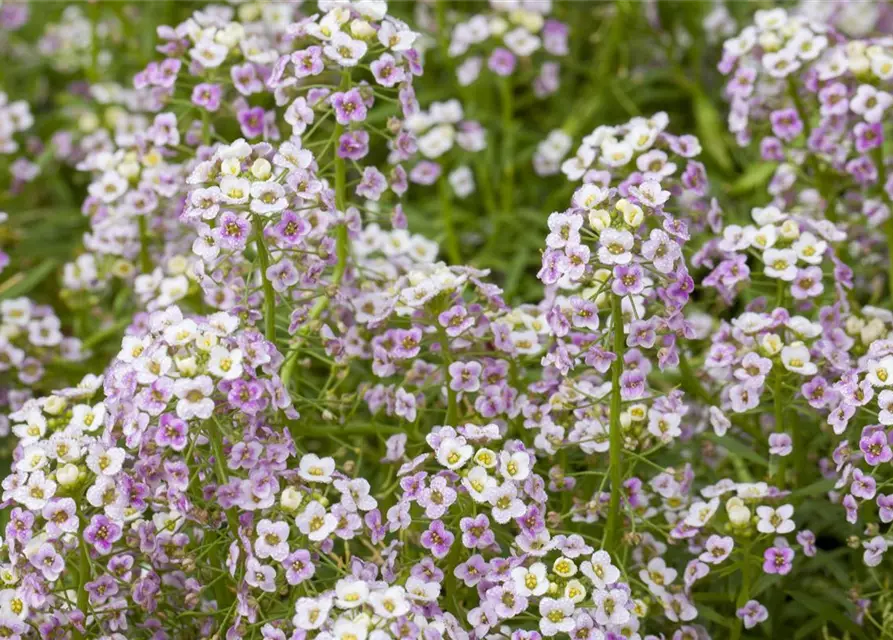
[639,557,677,596]
[489,483,525,524]
[572,184,610,211]
[208,346,244,380]
[369,586,410,618]
[630,181,670,208]
[512,562,549,596]
[163,319,199,346]
[580,550,620,589]
[293,595,333,630]
[593,588,630,626]
[334,577,370,609]
[780,344,817,376]
[756,504,795,534]
[600,139,633,167]
[296,500,337,541]
[0,589,28,620]
[298,454,336,483]
[14,471,56,510]
[462,466,497,503]
[684,498,720,528]
[763,248,798,281]
[86,445,126,477]
[173,376,215,420]
[538,597,576,636]
[499,451,530,481]
[867,356,893,387]
[405,576,441,601]
[435,437,474,470]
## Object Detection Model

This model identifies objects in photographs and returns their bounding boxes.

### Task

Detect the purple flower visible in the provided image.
[419,476,457,519]
[863,536,888,567]
[337,130,370,160]
[191,83,222,112]
[460,514,495,550]
[439,305,475,337]
[155,413,188,451]
[612,264,645,296]
[770,108,803,141]
[851,468,877,500]
[449,361,482,392]
[762,546,794,575]
[768,433,792,457]
[860,429,893,466]
[854,122,883,153]
[699,534,734,565]
[420,520,454,559]
[356,166,387,201]
[42,498,78,538]
[790,267,823,300]
[455,554,489,587]
[488,48,516,76]
[736,599,768,629]
[267,260,300,293]
[291,46,324,77]
[371,53,406,87]
[331,89,368,125]
[255,519,290,562]
[84,515,123,555]
[797,530,817,557]
[237,106,266,138]
[284,549,315,585]
[216,212,251,251]
[30,542,64,580]
[245,558,277,592]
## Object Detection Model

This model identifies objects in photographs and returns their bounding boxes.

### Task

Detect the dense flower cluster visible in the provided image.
[5,1,893,639]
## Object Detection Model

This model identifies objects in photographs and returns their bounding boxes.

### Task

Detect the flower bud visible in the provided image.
[588,209,611,231]
[281,486,302,511]
[44,396,67,415]
[57,463,80,487]
[350,19,376,40]
[760,333,782,356]
[221,157,241,177]
[726,497,751,525]
[250,158,272,181]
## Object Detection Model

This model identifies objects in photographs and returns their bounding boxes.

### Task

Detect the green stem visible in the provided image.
[137,216,151,273]
[606,294,626,552]
[438,326,459,425]
[871,147,893,301]
[281,74,351,389]
[730,550,752,640]
[254,217,276,343]
[498,77,514,232]
[439,176,461,264]
[773,368,787,487]
[75,528,90,638]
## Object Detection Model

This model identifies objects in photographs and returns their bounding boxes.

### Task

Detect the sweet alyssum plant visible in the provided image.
[4,2,893,640]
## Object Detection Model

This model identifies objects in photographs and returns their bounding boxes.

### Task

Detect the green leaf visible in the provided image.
[791,478,836,499]
[728,162,778,196]
[0,259,57,301]
[787,590,869,640]
[703,432,769,467]
[691,88,734,174]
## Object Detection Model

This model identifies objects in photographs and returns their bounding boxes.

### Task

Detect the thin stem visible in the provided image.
[498,76,514,232]
[606,294,626,552]
[254,217,276,343]
[439,176,461,264]
[74,527,90,639]
[438,326,459,425]
[137,216,152,273]
[281,73,351,389]
[730,549,752,640]
[871,146,893,301]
